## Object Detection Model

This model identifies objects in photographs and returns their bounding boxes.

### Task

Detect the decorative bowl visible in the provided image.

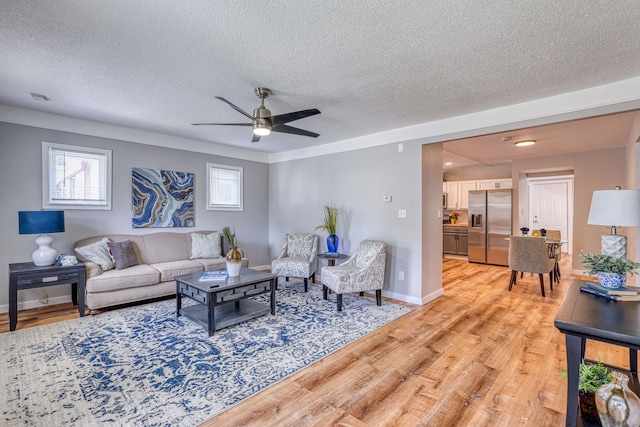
[598,272,625,288]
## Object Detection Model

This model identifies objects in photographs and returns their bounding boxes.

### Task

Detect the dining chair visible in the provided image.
[508,236,556,297]
[545,230,562,282]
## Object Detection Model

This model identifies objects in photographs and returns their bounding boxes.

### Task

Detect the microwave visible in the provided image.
[443,192,447,208]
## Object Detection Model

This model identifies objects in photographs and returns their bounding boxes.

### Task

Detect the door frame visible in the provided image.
[526,175,574,254]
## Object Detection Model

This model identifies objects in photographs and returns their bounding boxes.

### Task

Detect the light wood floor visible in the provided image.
[1,258,628,426]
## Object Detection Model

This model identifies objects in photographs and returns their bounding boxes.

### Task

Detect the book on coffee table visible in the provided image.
[199,271,228,282]
[585,281,639,296]
[580,286,640,302]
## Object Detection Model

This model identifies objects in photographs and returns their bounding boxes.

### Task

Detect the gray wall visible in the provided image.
[269,140,442,304]
[0,122,269,309]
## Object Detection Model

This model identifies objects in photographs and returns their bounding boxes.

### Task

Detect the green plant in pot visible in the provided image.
[222,226,242,277]
[578,252,640,288]
[315,205,339,253]
[560,360,612,421]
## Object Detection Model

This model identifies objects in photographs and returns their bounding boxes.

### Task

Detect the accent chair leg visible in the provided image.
[520,271,523,279]
[311,272,316,283]
[508,270,517,291]
[323,285,328,300]
[376,289,382,306]
[285,277,289,281]
[538,274,546,297]
[337,294,343,311]
[303,278,308,292]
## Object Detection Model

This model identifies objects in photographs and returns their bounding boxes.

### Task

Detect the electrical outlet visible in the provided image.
[399,271,405,280]
[383,195,392,202]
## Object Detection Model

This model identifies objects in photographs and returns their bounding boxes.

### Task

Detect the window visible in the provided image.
[42,142,112,210]
[206,163,243,211]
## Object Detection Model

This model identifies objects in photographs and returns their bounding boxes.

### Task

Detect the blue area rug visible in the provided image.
[1,281,412,426]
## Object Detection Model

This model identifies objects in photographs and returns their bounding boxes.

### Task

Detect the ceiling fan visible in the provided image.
[192,87,321,143]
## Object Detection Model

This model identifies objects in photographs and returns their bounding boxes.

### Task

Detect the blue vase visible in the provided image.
[327,234,339,254]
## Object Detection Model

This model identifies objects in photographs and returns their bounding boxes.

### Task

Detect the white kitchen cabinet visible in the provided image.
[458,181,477,209]
[444,181,476,209]
[476,178,512,190]
[444,181,460,209]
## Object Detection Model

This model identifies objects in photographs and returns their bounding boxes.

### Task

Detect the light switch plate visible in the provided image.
[398,209,407,218]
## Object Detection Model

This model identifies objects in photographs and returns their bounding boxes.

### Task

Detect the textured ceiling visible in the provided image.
[1,1,640,154]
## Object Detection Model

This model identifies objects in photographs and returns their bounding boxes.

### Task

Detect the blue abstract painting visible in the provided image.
[132,168,194,228]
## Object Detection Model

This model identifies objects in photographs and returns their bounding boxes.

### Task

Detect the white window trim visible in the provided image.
[206,163,243,211]
[42,142,112,210]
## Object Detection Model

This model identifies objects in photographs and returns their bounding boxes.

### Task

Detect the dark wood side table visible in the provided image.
[554,279,640,427]
[317,253,349,267]
[9,261,86,331]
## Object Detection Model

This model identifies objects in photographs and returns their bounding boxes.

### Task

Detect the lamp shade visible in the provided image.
[18,210,65,234]
[587,190,640,227]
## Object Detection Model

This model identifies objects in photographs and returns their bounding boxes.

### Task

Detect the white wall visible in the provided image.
[0,122,270,311]
[269,140,438,304]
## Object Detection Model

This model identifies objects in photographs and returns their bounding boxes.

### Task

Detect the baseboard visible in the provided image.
[0,295,73,315]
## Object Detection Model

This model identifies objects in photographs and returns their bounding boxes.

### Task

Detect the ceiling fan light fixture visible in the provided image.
[515,139,535,147]
[253,123,271,136]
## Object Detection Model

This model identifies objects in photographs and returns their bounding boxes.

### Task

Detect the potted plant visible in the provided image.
[315,205,339,253]
[578,252,640,288]
[222,226,242,276]
[560,360,612,421]
[448,211,458,224]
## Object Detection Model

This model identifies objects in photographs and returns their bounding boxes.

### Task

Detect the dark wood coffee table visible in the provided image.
[175,268,277,336]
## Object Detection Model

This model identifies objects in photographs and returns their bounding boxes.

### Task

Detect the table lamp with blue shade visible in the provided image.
[18,210,65,266]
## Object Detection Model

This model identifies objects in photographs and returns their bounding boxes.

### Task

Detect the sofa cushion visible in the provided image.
[142,233,191,264]
[193,258,228,270]
[86,264,161,293]
[108,240,139,270]
[75,238,114,272]
[190,232,222,259]
[151,260,204,282]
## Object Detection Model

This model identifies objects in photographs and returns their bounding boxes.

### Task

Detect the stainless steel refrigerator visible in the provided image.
[468,189,512,266]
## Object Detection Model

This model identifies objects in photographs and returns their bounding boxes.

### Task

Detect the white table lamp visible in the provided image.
[587,187,640,259]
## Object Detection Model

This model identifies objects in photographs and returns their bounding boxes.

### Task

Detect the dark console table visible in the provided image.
[9,262,86,331]
[554,279,640,427]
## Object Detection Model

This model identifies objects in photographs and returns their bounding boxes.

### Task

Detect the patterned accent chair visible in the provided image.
[321,240,387,311]
[508,236,555,297]
[271,234,319,292]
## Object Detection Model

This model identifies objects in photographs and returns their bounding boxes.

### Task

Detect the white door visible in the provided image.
[529,179,572,252]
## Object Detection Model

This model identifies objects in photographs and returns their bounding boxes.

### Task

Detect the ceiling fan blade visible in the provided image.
[192,122,252,126]
[272,124,319,138]
[214,96,255,121]
[251,133,261,143]
[270,109,320,127]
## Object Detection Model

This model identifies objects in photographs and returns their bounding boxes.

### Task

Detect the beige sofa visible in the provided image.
[74,231,249,311]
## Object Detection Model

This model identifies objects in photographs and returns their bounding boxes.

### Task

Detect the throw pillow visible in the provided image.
[190,232,222,259]
[107,240,139,270]
[75,237,114,272]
